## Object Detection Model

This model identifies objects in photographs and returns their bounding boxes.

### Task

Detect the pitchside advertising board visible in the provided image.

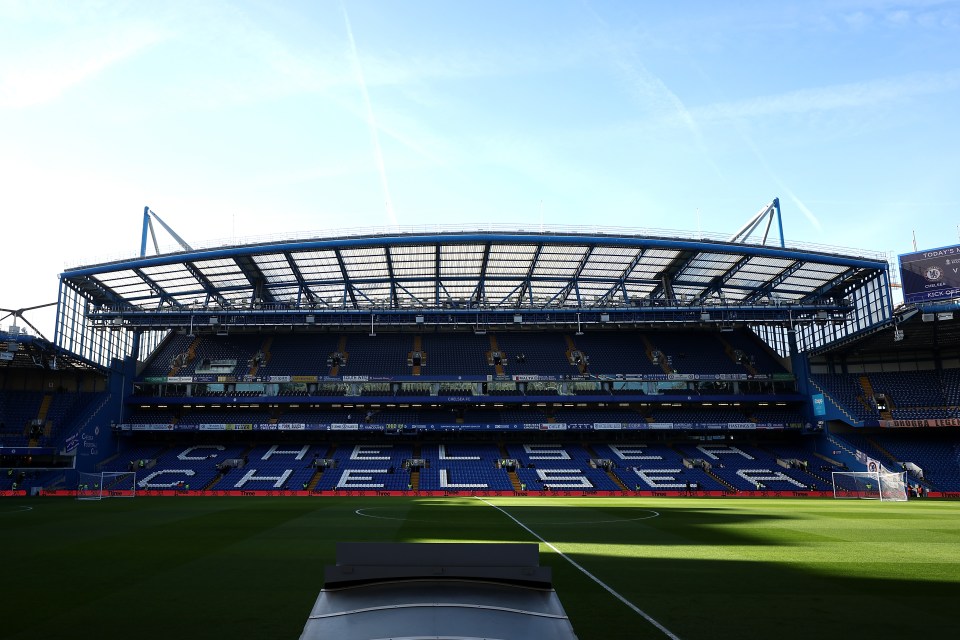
[899,244,960,304]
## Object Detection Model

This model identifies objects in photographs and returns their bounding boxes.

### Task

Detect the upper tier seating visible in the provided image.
[138,329,792,380]
[811,369,960,423]
[0,391,45,443]
[810,373,879,421]
[0,390,103,447]
[258,334,342,376]
[868,371,943,408]
[492,333,574,375]
[338,334,417,376]
[139,333,197,377]
[567,332,662,375]
[644,332,738,375]
[417,333,495,376]
[719,329,786,373]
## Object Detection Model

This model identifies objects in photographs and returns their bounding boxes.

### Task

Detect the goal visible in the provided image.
[76,471,137,500]
[831,471,907,501]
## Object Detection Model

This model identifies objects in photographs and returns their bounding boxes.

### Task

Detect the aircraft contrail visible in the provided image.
[739,133,822,232]
[341,2,398,226]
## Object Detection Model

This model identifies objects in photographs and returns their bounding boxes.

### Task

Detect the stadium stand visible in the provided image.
[4,222,960,501]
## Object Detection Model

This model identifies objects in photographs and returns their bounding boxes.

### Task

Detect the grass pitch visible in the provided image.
[2,497,958,639]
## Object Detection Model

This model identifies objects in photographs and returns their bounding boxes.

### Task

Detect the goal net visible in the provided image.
[77,471,137,500]
[832,471,907,501]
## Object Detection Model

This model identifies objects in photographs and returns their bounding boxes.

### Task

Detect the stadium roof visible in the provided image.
[61,229,887,315]
[0,331,99,371]
[54,208,896,366]
[810,305,960,357]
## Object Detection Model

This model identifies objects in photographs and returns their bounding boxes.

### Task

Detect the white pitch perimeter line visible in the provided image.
[478,497,681,640]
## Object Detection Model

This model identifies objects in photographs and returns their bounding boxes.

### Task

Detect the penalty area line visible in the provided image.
[477,497,680,640]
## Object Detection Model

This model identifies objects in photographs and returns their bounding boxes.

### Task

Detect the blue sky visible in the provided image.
[2,0,959,339]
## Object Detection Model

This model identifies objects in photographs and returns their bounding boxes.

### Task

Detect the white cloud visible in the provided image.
[691,70,960,123]
[0,24,169,109]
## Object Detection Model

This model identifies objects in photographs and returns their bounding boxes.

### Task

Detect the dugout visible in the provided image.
[299,542,578,639]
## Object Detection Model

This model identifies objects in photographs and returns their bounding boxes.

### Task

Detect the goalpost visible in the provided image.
[831,471,907,501]
[76,471,137,500]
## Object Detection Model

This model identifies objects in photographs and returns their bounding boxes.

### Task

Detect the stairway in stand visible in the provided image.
[308,443,338,491]
[499,442,523,491]
[487,335,505,375]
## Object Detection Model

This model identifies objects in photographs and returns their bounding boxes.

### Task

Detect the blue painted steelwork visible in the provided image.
[182,262,230,307]
[132,268,182,308]
[140,207,150,257]
[84,304,857,336]
[53,279,64,347]
[741,260,808,304]
[61,232,889,278]
[692,254,752,305]
[773,198,785,248]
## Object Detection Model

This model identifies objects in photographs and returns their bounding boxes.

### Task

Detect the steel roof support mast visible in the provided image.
[729,198,785,248]
[140,206,194,258]
[135,206,196,372]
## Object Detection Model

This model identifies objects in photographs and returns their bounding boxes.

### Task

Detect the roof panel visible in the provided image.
[530,245,588,278]
[92,270,140,285]
[719,288,749,301]
[191,260,244,278]
[390,245,437,278]
[627,248,679,279]
[252,254,296,283]
[439,244,485,274]
[679,252,741,281]
[293,249,340,264]
[579,249,639,277]
[342,247,389,279]
[779,274,834,288]
[487,244,537,275]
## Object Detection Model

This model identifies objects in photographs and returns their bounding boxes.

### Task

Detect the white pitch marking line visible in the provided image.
[0,505,34,514]
[478,497,681,640]
[354,508,438,523]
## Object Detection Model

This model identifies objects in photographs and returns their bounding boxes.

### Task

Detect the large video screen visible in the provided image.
[899,244,960,304]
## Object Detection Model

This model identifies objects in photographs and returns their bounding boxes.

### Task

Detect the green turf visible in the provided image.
[2,497,958,639]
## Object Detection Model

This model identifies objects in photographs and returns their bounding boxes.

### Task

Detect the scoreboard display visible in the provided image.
[899,244,960,304]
